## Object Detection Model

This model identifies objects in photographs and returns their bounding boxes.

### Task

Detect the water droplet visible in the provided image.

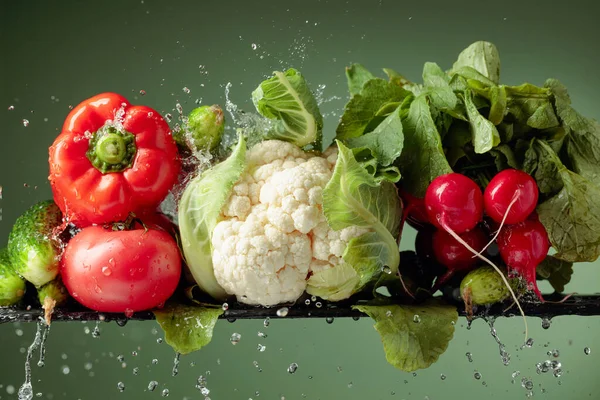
[440,374,446,380]
[222,303,229,311]
[552,349,560,358]
[466,352,473,362]
[117,355,125,362]
[263,317,270,327]
[183,87,191,94]
[257,344,266,352]
[133,367,139,375]
[287,363,298,374]
[347,382,353,388]
[139,90,146,96]
[525,338,534,348]
[553,368,563,378]
[230,333,241,345]
[148,381,158,391]
[325,317,334,324]
[61,365,70,375]
[276,307,289,317]
[413,315,421,323]
[584,347,591,355]
[161,388,170,397]
[521,378,534,391]
[311,296,317,302]
[474,371,481,380]
[337,366,343,372]
[152,358,159,365]
[315,302,322,308]
[304,299,311,305]
[117,382,125,392]
[8,105,14,111]
[22,119,29,127]
[382,266,392,274]
[156,337,163,344]
[258,331,267,338]
[165,113,172,122]
[101,266,112,276]
[251,43,258,50]
[541,317,551,329]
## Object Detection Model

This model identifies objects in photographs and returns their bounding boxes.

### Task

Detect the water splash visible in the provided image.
[18,321,47,400]
[485,317,511,366]
[36,324,50,367]
[172,353,181,377]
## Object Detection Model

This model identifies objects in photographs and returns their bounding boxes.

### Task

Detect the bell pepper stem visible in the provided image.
[87,126,136,173]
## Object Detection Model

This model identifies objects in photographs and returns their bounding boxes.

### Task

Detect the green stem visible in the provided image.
[87,126,136,173]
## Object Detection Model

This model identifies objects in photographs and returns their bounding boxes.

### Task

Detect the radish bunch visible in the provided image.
[404,169,551,340]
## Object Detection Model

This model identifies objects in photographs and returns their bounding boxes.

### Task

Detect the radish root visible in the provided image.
[473,190,520,258]
[440,217,529,344]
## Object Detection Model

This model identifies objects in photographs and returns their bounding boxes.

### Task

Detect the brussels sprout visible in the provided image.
[177,105,225,152]
[0,248,26,306]
[460,265,518,305]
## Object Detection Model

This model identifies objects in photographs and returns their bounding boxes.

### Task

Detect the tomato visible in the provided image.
[60,221,181,313]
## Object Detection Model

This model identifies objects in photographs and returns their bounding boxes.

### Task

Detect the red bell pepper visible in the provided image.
[48,93,180,225]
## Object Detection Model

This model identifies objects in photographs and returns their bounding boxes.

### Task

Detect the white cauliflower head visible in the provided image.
[211,140,367,306]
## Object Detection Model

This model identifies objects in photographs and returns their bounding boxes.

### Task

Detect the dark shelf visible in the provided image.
[2,295,599,324]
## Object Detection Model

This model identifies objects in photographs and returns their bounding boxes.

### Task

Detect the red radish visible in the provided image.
[497,219,550,302]
[484,169,538,225]
[425,173,483,233]
[433,227,488,271]
[425,172,529,342]
[399,187,430,228]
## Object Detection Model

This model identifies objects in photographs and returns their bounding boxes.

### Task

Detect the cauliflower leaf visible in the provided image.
[323,142,402,289]
[178,137,247,300]
[252,68,323,149]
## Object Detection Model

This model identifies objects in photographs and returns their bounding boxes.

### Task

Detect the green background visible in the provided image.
[1,0,599,399]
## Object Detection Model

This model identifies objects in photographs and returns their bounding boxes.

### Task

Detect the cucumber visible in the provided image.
[8,200,63,287]
[0,248,26,306]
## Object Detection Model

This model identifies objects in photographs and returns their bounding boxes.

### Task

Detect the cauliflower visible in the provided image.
[211,140,367,306]
[178,136,402,307]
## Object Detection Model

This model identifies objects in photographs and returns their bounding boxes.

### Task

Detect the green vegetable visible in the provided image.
[336,78,409,140]
[536,255,573,293]
[322,142,402,292]
[451,41,501,84]
[179,105,225,151]
[397,94,452,197]
[346,63,375,96]
[460,266,515,305]
[0,248,26,306]
[37,277,69,307]
[354,301,458,372]
[524,139,600,262]
[154,305,223,355]
[545,78,600,183]
[178,137,247,300]
[422,62,458,111]
[8,200,62,287]
[252,68,323,149]
[463,89,500,154]
[306,262,360,301]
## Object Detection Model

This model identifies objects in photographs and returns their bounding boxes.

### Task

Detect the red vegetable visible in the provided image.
[497,219,550,301]
[399,187,430,229]
[432,227,488,271]
[424,173,483,234]
[484,169,539,225]
[60,219,182,313]
[48,93,180,225]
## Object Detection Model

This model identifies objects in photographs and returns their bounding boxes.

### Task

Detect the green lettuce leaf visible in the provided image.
[525,139,600,262]
[345,106,404,168]
[490,144,521,170]
[323,142,402,290]
[451,41,501,84]
[346,63,376,96]
[354,301,458,372]
[536,255,573,293]
[336,79,409,140]
[464,89,501,154]
[397,94,453,198]
[545,78,600,183]
[422,62,458,111]
[488,85,507,125]
[383,67,412,87]
[178,137,247,300]
[504,84,559,130]
[252,68,323,149]
[154,305,223,355]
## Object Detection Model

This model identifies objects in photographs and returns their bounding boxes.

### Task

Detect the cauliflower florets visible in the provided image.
[211,140,365,306]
